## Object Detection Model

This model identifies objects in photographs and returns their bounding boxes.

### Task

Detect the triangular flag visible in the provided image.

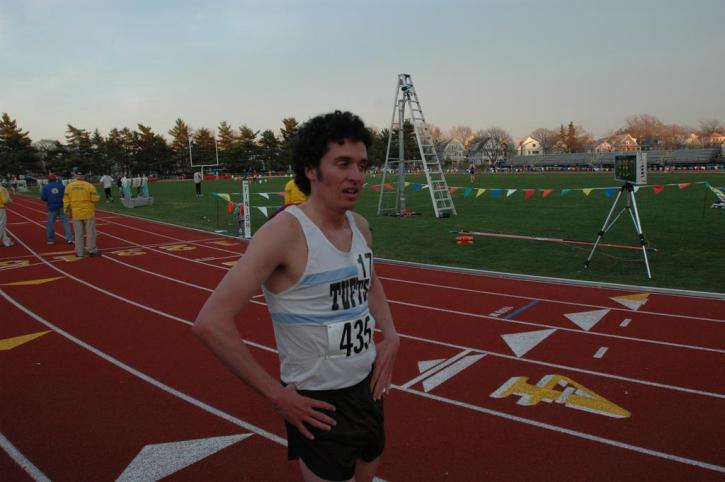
[677,183,690,190]
[611,293,650,311]
[226,201,234,214]
[492,189,502,199]
[582,188,593,196]
[257,206,269,217]
[371,185,381,193]
[276,192,285,197]
[411,183,423,191]
[464,187,473,198]
[258,192,269,200]
[418,359,445,373]
[117,434,251,482]
[524,189,535,200]
[476,188,486,198]
[564,309,610,331]
[0,331,52,351]
[404,182,411,187]
[384,183,394,190]
[501,329,556,358]
[506,189,517,197]
[542,189,553,198]
[633,185,641,193]
[450,187,459,193]
[560,188,571,197]
[605,188,616,198]
[421,184,430,190]
[652,185,665,194]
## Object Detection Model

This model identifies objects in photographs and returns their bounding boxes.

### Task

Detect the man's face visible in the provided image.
[306,139,368,211]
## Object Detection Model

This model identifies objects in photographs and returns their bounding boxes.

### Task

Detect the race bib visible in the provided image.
[326,314,375,358]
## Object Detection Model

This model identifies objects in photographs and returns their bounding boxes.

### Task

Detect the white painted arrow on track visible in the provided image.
[564,309,610,331]
[422,354,485,392]
[117,434,251,481]
[417,359,445,373]
[501,329,556,358]
[611,293,650,311]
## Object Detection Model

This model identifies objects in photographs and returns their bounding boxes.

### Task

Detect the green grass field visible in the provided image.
[87,171,725,293]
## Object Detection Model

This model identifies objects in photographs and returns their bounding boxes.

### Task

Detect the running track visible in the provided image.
[2,195,724,481]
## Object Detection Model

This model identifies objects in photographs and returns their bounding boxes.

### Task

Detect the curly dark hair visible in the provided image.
[292,110,372,195]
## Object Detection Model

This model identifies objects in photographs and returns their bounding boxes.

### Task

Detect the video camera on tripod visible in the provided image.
[586,151,653,278]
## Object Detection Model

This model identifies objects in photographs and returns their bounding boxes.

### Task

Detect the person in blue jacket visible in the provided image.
[40,174,73,244]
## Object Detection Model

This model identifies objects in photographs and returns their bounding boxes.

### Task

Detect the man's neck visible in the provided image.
[301,198,347,230]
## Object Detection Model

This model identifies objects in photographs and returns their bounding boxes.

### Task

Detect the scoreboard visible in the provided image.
[614,152,647,185]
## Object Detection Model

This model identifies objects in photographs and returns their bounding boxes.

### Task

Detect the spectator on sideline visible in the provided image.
[99,174,114,202]
[193,170,203,196]
[40,174,73,245]
[63,173,101,257]
[0,182,14,247]
[283,178,309,206]
[193,111,398,482]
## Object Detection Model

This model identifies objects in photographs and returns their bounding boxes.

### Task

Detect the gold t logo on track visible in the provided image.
[111,248,146,256]
[491,374,630,419]
[159,244,196,252]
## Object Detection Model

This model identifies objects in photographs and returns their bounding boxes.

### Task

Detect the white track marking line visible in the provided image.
[388,299,725,355]
[593,347,609,359]
[4,288,723,475]
[16,208,724,356]
[620,318,632,327]
[0,432,51,482]
[8,217,725,400]
[378,276,725,324]
[0,289,286,447]
[400,350,471,389]
[397,386,725,474]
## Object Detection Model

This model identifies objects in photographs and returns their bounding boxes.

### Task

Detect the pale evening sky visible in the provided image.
[1,0,724,143]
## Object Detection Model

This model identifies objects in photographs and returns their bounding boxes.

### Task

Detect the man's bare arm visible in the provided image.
[193,215,336,439]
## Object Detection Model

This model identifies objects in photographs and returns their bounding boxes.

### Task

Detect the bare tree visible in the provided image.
[622,114,665,140]
[698,119,724,145]
[530,128,559,154]
[448,125,474,147]
[472,127,513,168]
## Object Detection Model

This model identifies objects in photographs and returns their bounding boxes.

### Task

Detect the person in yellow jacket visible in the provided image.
[0,183,15,247]
[63,173,101,257]
[284,178,308,205]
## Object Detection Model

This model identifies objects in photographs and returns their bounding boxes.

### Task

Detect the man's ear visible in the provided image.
[304,165,317,184]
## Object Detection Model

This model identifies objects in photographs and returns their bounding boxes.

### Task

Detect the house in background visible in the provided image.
[440,138,466,166]
[608,133,639,151]
[593,139,613,153]
[518,136,541,155]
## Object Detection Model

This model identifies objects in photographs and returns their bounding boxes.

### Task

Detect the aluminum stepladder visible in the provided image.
[377,74,456,218]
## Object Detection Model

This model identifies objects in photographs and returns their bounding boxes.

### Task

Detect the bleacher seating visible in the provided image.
[506,148,721,169]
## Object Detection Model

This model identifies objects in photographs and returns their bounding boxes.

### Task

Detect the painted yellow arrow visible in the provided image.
[210,240,239,247]
[0,330,52,351]
[1,276,64,287]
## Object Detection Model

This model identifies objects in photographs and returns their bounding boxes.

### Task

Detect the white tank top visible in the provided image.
[262,206,376,390]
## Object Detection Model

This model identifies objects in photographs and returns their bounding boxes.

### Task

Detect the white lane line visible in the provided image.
[5,287,724,476]
[0,432,51,482]
[593,347,609,359]
[620,318,632,327]
[0,288,287,447]
[388,299,725,355]
[422,354,485,392]
[398,386,725,474]
[400,350,471,389]
[8,221,725,401]
[378,276,725,324]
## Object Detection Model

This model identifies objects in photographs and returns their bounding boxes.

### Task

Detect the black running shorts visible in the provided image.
[285,371,385,481]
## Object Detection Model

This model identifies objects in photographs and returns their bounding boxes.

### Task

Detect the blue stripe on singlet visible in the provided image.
[300,266,358,286]
[270,303,369,325]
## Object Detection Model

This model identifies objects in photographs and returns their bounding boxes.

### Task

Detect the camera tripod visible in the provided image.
[584,182,652,279]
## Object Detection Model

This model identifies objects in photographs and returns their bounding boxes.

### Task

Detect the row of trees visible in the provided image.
[0,113,448,177]
[2,112,722,177]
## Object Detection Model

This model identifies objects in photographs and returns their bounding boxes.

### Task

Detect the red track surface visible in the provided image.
[2,195,724,481]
